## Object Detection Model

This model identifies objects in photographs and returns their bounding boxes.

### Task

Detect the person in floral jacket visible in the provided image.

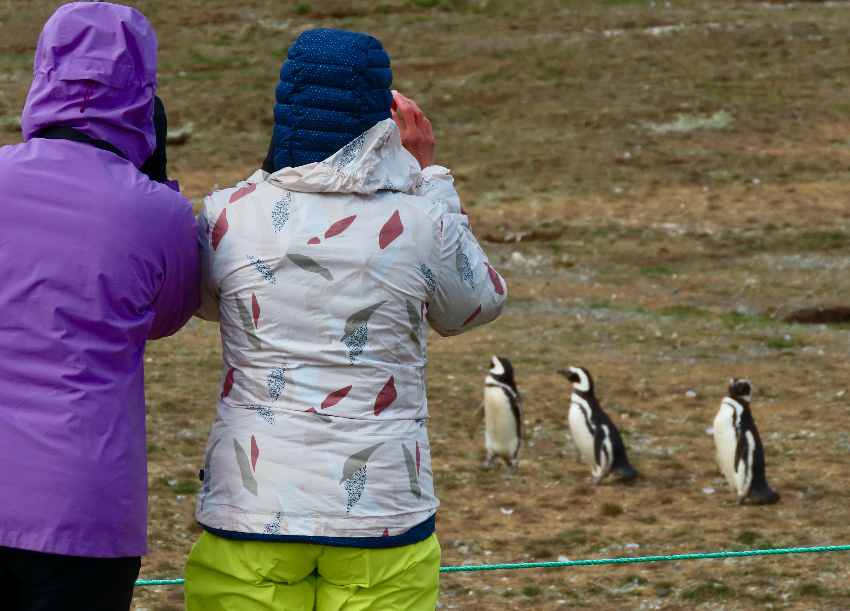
[185,28,506,611]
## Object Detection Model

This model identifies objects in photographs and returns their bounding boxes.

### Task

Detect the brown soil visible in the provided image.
[3,1,850,609]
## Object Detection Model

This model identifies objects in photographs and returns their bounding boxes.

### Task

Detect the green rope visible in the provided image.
[134,544,850,586]
[439,544,850,573]
[136,579,186,586]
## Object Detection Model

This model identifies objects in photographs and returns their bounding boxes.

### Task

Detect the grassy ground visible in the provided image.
[3,0,850,609]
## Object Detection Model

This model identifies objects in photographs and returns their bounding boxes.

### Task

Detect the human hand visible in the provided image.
[391,90,435,170]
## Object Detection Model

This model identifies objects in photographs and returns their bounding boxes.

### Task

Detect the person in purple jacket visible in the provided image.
[0,3,199,610]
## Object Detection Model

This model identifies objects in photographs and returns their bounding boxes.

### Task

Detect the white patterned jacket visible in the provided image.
[194,119,506,538]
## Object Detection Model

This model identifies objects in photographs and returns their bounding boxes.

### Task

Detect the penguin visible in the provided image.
[556,367,638,484]
[713,379,780,505]
[469,356,523,472]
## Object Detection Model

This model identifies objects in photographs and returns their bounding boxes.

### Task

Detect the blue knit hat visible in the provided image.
[271,28,393,171]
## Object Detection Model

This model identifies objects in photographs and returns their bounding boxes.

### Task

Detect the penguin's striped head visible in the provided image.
[488,356,515,386]
[728,378,752,402]
[557,366,594,394]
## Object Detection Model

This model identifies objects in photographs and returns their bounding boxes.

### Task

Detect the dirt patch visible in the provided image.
[784,306,850,325]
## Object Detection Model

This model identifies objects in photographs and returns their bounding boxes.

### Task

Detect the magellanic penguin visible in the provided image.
[557,367,638,484]
[469,356,523,472]
[713,379,780,505]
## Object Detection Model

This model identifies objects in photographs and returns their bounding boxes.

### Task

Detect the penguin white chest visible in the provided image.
[568,398,596,466]
[713,400,740,491]
[484,387,519,458]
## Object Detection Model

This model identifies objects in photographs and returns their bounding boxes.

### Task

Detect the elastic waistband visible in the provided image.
[201,514,435,549]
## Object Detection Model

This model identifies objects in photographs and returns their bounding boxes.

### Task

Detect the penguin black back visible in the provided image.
[728,379,780,504]
[557,366,638,482]
[594,406,638,481]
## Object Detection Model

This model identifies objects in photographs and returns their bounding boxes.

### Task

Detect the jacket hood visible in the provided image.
[21,2,158,168]
[271,28,393,171]
[267,119,420,196]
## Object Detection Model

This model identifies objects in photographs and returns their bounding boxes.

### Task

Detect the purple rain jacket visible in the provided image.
[0,3,199,558]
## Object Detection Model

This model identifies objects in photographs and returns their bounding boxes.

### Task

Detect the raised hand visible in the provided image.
[391,90,435,170]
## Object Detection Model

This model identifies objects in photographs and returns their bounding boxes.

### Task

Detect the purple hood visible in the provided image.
[21,2,157,168]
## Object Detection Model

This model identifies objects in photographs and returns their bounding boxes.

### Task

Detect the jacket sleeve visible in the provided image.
[195,202,221,323]
[414,166,507,336]
[147,197,201,340]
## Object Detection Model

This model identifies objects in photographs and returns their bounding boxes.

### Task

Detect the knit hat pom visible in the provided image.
[272,28,393,171]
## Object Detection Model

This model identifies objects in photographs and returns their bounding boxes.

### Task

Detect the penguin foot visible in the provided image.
[736,496,745,506]
[751,490,781,505]
[592,476,602,485]
[613,465,639,482]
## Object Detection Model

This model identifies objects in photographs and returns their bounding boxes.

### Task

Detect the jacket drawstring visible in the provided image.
[79,80,96,113]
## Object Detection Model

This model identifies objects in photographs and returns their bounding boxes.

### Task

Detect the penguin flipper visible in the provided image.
[734,456,749,499]
[468,403,485,438]
[734,430,756,499]
[593,424,614,483]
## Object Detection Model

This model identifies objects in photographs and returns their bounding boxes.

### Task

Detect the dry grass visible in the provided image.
[3,0,850,609]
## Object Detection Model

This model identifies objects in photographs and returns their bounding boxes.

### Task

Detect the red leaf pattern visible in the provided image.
[381,528,389,537]
[307,237,321,244]
[461,304,482,327]
[251,293,260,329]
[229,183,256,203]
[378,210,403,249]
[374,376,397,416]
[251,435,259,472]
[322,385,353,410]
[325,215,356,239]
[212,209,228,250]
[484,263,504,295]
[220,368,236,400]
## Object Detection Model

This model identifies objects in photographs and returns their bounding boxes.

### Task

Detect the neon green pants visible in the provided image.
[184,531,441,611]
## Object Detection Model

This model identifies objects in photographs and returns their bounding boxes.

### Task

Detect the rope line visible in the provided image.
[134,544,850,586]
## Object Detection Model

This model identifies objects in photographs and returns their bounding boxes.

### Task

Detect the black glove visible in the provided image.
[261,133,276,174]
[139,95,169,183]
